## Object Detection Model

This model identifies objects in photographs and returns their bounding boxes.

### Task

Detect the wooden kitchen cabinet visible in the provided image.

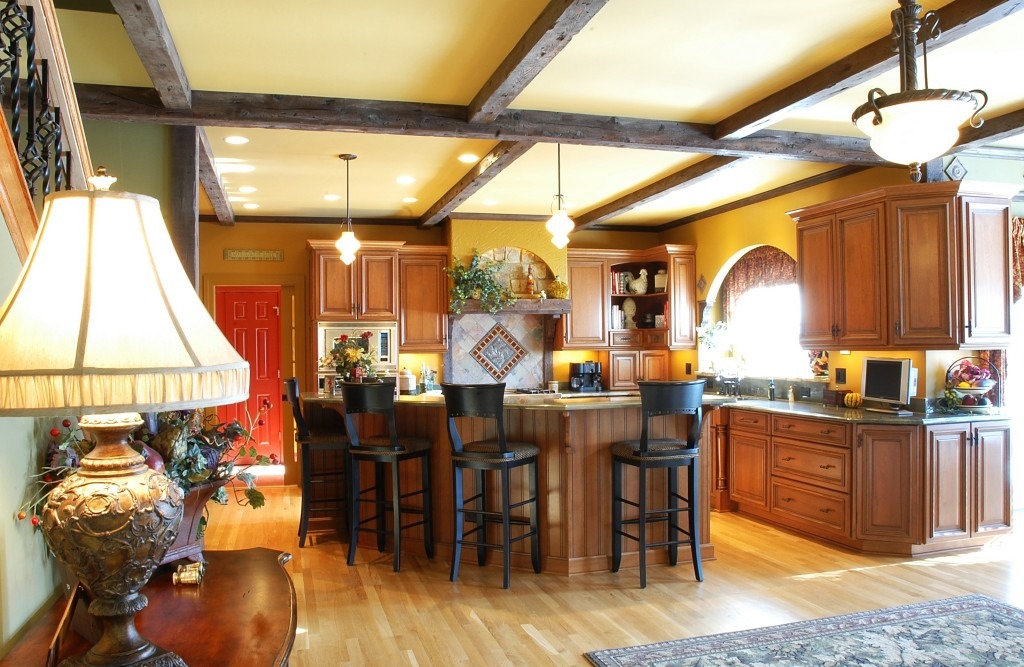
[854,424,920,544]
[558,252,610,349]
[728,409,770,507]
[398,247,448,351]
[309,240,401,322]
[607,349,669,389]
[924,420,1012,545]
[789,181,1013,349]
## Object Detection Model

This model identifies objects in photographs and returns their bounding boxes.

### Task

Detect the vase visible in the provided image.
[160,478,229,565]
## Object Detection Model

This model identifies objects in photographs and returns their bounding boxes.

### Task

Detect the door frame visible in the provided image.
[203,272,306,486]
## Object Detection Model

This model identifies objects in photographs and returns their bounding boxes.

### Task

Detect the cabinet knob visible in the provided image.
[781,497,793,503]
[819,464,835,470]
[819,507,833,514]
[819,429,833,435]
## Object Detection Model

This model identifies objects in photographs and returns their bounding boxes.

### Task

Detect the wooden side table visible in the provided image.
[1,548,296,666]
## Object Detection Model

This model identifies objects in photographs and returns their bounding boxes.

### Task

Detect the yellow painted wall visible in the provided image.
[448,218,568,279]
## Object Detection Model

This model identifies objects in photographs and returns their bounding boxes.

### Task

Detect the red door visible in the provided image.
[215,286,283,464]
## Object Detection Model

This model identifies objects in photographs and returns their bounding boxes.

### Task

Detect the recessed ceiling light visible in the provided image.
[396,175,415,185]
[215,159,255,174]
[238,185,257,193]
[324,193,341,201]
[242,203,259,210]
[458,153,478,164]
[483,199,499,207]
[402,197,418,204]
[224,135,249,145]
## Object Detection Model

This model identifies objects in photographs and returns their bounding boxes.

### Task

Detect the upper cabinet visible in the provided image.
[789,181,1013,350]
[397,247,448,352]
[559,245,696,352]
[309,240,402,322]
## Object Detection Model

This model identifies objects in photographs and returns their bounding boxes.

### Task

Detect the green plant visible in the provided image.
[445,249,518,314]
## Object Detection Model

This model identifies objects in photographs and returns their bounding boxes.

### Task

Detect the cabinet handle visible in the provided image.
[819,507,833,514]
[781,456,794,462]
[781,497,793,503]
[819,464,835,470]
[819,429,833,435]
[779,423,792,429]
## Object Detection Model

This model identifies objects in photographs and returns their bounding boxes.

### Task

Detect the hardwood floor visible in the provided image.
[204,485,1023,666]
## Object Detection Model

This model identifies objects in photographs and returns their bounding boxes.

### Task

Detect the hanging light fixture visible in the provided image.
[545,144,574,249]
[334,153,361,264]
[851,0,986,182]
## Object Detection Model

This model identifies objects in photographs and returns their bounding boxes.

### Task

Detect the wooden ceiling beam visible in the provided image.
[467,0,608,124]
[574,156,744,230]
[418,141,533,228]
[197,128,235,225]
[714,0,1024,140]
[956,105,1024,148]
[75,83,885,164]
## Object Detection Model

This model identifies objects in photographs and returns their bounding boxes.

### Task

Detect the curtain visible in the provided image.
[1012,217,1023,303]
[721,245,797,321]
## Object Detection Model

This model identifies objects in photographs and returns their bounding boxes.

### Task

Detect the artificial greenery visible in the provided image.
[445,249,518,314]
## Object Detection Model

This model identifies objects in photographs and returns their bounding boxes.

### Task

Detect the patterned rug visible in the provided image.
[585,595,1024,666]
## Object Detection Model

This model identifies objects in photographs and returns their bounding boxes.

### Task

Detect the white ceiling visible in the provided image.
[56,0,1024,227]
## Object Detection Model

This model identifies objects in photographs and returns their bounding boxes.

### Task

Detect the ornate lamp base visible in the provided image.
[42,413,185,667]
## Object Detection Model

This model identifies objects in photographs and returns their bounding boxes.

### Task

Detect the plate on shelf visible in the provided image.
[951,386,993,398]
[956,405,993,413]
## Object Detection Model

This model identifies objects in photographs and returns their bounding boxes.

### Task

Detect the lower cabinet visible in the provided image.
[725,408,1011,556]
[607,349,669,389]
[924,420,1012,545]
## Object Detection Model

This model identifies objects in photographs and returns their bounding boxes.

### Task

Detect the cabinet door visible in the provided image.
[973,421,1012,535]
[608,351,638,390]
[398,252,448,351]
[924,424,970,542]
[960,197,1012,347]
[561,257,608,348]
[314,250,358,320]
[729,430,769,507]
[639,350,669,381]
[888,196,958,347]
[358,251,398,321]
[669,253,697,348]
[854,425,920,543]
[835,204,888,347]
[795,214,838,348]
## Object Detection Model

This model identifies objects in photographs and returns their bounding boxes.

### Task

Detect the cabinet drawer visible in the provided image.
[729,409,769,434]
[644,329,667,347]
[771,478,850,535]
[772,415,849,447]
[772,439,850,492]
[609,330,643,347]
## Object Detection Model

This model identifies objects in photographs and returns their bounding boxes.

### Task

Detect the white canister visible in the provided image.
[398,367,418,394]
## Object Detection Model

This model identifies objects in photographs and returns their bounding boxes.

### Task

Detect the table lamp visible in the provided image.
[0,172,249,666]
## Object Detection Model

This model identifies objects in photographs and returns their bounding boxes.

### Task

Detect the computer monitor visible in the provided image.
[861,357,917,415]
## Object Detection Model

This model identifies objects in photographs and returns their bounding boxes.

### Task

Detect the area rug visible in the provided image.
[585,595,1024,666]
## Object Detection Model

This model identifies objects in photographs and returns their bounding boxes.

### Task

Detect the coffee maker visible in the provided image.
[568,361,603,392]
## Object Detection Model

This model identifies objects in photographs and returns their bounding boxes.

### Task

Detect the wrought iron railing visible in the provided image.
[0,0,71,201]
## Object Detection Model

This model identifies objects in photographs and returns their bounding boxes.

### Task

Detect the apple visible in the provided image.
[961,395,978,406]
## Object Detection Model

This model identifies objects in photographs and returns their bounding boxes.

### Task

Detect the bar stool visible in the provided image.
[284,378,348,548]
[611,379,705,588]
[340,381,434,572]
[441,382,540,589]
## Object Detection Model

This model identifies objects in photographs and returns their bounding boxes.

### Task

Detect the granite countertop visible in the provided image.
[724,398,1007,425]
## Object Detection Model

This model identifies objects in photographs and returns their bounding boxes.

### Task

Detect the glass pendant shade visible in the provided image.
[336,228,360,265]
[854,94,978,166]
[546,208,574,249]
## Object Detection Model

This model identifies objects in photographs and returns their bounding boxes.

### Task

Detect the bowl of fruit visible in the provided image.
[944,358,999,411]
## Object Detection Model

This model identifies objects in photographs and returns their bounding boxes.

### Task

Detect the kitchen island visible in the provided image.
[303,391,732,575]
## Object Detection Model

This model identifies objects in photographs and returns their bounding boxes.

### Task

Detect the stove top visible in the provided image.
[512,387,558,394]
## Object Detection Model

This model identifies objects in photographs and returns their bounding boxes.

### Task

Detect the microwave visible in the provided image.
[317,322,398,375]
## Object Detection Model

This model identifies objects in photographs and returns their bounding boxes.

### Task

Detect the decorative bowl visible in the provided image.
[950,386,992,398]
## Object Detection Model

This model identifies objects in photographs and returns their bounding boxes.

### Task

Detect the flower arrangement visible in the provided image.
[320,331,375,380]
[445,249,517,314]
[947,358,993,388]
[17,403,274,533]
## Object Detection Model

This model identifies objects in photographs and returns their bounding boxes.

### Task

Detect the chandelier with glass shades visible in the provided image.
[851,0,986,182]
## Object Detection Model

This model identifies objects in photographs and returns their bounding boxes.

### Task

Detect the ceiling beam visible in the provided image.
[108,0,233,223]
[467,0,608,124]
[714,0,1024,140]
[418,141,533,228]
[573,156,744,230]
[956,105,1024,148]
[75,83,886,164]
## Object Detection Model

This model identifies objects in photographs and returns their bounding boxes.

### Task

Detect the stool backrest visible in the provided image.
[441,383,511,457]
[284,377,310,441]
[340,381,400,450]
[637,380,706,454]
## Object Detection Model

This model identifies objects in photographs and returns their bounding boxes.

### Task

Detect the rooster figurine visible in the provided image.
[628,268,648,295]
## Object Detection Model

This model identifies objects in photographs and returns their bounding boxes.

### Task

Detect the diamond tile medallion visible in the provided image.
[471,324,527,381]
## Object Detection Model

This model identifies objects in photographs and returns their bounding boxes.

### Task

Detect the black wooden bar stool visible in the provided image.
[284,378,348,548]
[341,381,434,572]
[440,382,540,589]
[611,379,705,588]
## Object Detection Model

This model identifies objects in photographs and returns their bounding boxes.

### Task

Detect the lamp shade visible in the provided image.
[545,207,574,249]
[854,94,978,166]
[336,228,360,265]
[0,189,249,416]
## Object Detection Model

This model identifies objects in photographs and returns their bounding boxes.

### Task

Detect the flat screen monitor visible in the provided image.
[861,357,915,414]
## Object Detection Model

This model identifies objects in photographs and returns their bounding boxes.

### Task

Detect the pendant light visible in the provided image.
[851,0,986,182]
[545,144,574,249]
[335,153,361,264]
